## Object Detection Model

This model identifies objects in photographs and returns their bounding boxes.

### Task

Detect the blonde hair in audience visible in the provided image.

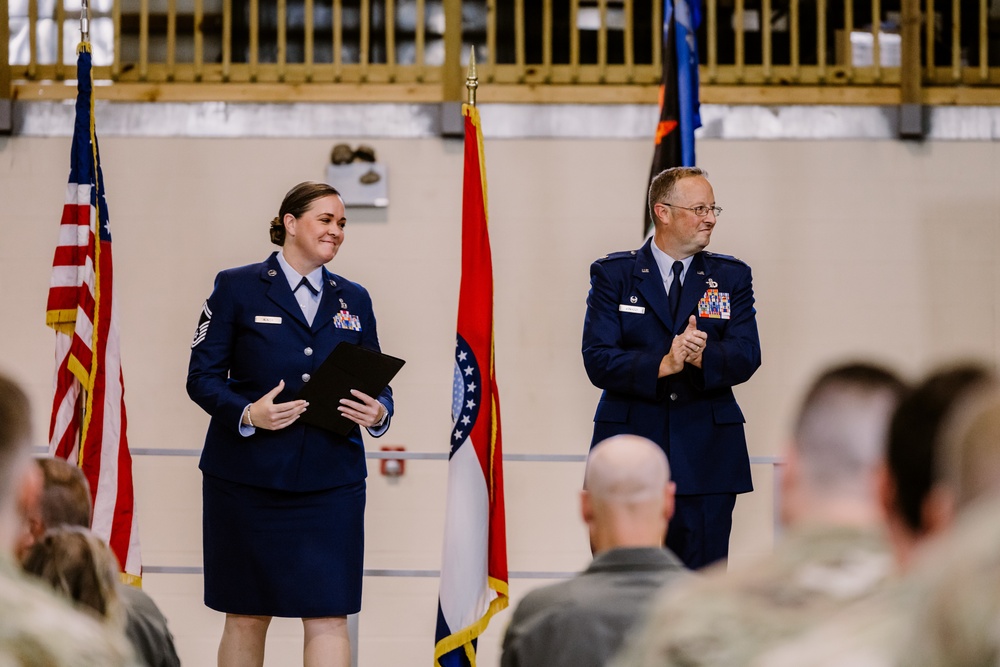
[22,526,125,629]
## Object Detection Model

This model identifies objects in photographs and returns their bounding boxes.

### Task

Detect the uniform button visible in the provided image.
[304,347,313,356]
[302,373,311,382]
[669,393,678,401]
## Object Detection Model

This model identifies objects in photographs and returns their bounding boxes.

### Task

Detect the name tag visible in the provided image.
[255,316,282,324]
[619,305,645,314]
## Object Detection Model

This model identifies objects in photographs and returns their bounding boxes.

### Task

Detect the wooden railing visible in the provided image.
[3,0,1000,104]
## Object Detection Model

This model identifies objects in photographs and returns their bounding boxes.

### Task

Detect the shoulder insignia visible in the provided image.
[704,251,750,267]
[191,301,212,349]
[594,249,638,264]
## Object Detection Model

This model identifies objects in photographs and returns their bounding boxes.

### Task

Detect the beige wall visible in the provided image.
[1,133,998,666]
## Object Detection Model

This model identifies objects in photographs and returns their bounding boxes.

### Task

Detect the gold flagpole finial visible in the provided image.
[466,46,479,107]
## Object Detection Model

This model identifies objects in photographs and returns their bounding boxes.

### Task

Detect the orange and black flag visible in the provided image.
[646,0,703,236]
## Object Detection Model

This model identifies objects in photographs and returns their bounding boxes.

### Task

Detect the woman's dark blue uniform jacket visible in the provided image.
[187,252,393,492]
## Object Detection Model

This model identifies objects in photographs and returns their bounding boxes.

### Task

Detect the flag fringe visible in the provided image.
[119,572,141,588]
[432,584,509,667]
[46,310,78,331]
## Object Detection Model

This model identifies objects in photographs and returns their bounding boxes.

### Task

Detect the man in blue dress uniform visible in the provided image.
[582,166,761,569]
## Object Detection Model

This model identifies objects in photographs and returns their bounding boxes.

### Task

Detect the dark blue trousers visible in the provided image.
[666,493,737,570]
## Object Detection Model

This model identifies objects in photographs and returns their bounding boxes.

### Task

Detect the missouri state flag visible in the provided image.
[45,42,141,583]
[645,0,703,235]
[433,103,508,667]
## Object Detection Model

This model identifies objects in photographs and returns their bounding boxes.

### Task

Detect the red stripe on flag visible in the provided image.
[108,384,135,566]
[52,244,84,266]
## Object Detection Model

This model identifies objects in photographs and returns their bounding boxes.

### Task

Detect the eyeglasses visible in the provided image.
[661,203,723,218]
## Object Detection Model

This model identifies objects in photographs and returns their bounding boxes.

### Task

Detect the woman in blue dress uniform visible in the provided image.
[187,182,393,667]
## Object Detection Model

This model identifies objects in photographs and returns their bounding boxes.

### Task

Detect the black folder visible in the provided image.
[296,342,405,436]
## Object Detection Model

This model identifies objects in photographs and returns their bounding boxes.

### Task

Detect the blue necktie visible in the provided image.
[296,277,319,296]
[668,261,684,320]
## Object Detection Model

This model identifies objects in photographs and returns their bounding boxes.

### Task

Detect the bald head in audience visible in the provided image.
[582,435,675,555]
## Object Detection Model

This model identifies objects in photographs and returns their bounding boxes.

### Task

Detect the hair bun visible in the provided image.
[269,215,286,246]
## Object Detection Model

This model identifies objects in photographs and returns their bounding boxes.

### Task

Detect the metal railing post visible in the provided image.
[0,0,11,133]
[900,0,924,137]
[441,0,463,136]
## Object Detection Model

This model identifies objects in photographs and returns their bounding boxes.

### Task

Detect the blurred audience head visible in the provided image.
[35,457,92,531]
[0,372,39,555]
[880,363,996,567]
[583,435,674,555]
[16,457,93,563]
[938,387,1000,512]
[13,462,43,562]
[783,362,907,525]
[23,526,123,628]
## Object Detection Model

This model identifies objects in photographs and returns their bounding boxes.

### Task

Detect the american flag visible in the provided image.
[45,43,141,583]
[433,103,508,667]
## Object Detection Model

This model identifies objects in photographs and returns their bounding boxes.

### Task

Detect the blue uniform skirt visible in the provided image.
[202,474,366,618]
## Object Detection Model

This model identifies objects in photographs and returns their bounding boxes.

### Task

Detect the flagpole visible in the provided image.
[465,46,478,107]
[80,0,89,42]
[77,0,90,459]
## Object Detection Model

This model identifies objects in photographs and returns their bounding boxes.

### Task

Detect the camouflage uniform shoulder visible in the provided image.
[593,249,640,264]
[0,561,134,666]
[703,251,750,267]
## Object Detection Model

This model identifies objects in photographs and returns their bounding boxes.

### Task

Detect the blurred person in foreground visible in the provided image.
[752,363,996,667]
[501,435,690,667]
[0,371,132,666]
[890,387,1000,667]
[19,456,180,667]
[612,362,906,667]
